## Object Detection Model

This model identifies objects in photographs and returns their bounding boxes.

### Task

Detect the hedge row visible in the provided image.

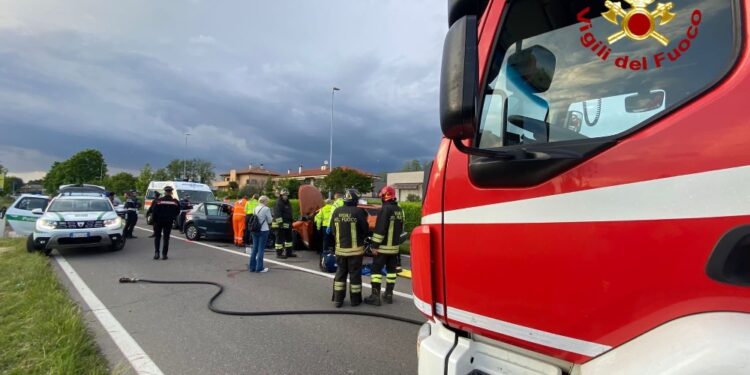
[266,199,300,218]
[264,199,422,233]
[399,202,422,234]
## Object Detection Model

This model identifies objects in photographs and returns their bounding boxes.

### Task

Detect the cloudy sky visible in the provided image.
[0,0,447,181]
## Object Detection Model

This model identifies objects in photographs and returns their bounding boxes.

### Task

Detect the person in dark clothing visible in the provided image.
[364,185,405,306]
[147,191,161,238]
[330,189,369,307]
[151,186,181,260]
[123,191,140,239]
[272,189,296,259]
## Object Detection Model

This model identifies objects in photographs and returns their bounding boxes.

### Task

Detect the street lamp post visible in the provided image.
[184,133,191,180]
[329,87,340,199]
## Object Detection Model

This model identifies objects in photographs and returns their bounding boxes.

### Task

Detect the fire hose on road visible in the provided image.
[118,277,424,326]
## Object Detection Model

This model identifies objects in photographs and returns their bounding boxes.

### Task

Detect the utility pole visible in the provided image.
[184,133,191,180]
[329,87,340,199]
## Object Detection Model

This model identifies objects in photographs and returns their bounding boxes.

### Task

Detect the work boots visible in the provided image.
[350,292,362,307]
[276,250,287,259]
[383,283,395,304]
[161,251,168,260]
[364,283,382,306]
[153,251,160,260]
[333,290,345,308]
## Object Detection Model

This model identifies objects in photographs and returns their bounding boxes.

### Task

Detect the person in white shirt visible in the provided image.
[248,195,274,273]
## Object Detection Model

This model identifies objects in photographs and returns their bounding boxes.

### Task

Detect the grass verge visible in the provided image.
[0,238,110,374]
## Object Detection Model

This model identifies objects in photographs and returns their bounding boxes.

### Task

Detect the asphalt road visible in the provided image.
[51,223,423,375]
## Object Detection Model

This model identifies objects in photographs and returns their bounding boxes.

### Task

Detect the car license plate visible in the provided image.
[70,232,89,238]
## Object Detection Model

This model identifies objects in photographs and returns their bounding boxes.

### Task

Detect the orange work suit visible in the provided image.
[232,198,247,245]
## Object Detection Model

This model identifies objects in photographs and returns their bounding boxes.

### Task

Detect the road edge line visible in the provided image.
[135,226,414,300]
[54,254,165,375]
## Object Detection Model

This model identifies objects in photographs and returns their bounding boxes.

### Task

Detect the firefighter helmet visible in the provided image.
[379,185,397,201]
[344,189,359,205]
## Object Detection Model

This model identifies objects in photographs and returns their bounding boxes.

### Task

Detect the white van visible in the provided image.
[144,181,215,224]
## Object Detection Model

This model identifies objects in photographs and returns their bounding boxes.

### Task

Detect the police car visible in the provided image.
[5,194,50,236]
[27,185,126,255]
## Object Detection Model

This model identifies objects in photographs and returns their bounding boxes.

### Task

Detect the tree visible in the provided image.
[164,159,215,183]
[401,159,424,172]
[108,172,138,194]
[153,168,170,181]
[275,179,301,199]
[136,164,154,194]
[3,176,24,194]
[41,149,108,194]
[64,149,107,184]
[43,161,66,194]
[322,168,373,195]
[263,178,275,196]
[238,184,263,198]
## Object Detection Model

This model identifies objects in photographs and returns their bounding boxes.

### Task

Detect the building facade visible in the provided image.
[386,171,425,201]
[213,165,280,192]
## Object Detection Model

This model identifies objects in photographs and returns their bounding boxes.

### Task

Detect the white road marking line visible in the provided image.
[54,255,164,375]
[135,226,414,300]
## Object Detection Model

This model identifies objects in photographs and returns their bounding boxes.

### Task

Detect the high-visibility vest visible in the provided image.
[233,199,247,215]
[245,199,258,215]
[326,198,345,227]
[315,204,334,229]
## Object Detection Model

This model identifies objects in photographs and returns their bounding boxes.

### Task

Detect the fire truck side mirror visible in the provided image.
[440,15,478,141]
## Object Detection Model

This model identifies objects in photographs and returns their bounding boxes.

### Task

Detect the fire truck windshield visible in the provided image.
[476,0,738,150]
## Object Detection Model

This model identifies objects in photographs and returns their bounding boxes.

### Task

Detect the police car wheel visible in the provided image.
[146,214,153,225]
[26,235,36,253]
[110,237,126,251]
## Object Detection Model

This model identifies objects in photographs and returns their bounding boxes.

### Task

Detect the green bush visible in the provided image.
[399,201,422,234]
[267,199,301,218]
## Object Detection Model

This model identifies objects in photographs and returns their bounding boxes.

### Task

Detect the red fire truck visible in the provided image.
[412,0,750,373]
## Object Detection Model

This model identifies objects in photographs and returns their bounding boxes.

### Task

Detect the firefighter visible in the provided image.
[315,199,334,252]
[244,194,259,246]
[123,191,139,239]
[151,186,181,260]
[330,189,369,307]
[232,195,248,246]
[272,189,296,258]
[364,185,405,306]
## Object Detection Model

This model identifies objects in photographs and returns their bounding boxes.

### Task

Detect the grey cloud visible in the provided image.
[0,7,444,176]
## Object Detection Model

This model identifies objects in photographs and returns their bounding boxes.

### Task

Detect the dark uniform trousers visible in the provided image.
[273,219,293,255]
[153,221,173,256]
[370,252,399,287]
[125,211,138,237]
[333,255,363,303]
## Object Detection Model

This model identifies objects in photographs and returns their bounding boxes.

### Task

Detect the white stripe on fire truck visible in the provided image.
[421,164,750,225]
[412,295,432,316]
[447,306,612,357]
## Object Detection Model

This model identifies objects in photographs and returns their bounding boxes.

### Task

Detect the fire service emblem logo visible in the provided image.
[578,1,702,71]
[602,0,675,46]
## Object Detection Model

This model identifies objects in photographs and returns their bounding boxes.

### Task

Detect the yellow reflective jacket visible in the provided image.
[315,204,334,230]
[326,198,345,227]
[244,199,258,215]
